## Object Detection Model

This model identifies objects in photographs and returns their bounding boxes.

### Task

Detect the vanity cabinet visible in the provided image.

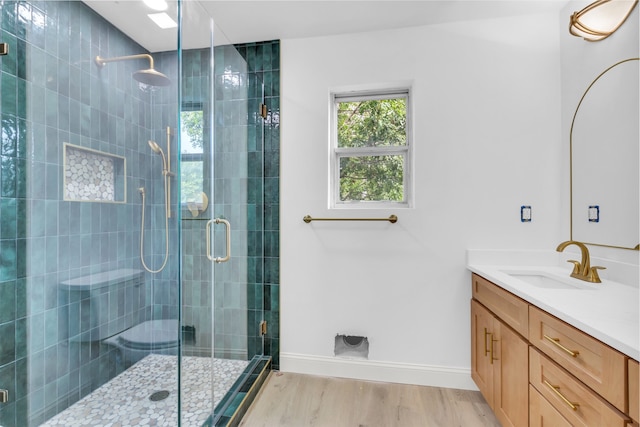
[471,275,529,427]
[471,272,636,426]
[631,359,639,425]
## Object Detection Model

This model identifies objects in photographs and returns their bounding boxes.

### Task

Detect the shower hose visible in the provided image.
[139,174,170,273]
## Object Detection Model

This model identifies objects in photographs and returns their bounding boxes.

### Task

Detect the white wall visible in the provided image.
[280,12,564,388]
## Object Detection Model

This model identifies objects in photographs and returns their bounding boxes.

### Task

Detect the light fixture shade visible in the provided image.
[143,0,168,11]
[570,0,638,41]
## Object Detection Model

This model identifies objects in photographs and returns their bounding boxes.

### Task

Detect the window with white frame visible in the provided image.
[331,89,411,207]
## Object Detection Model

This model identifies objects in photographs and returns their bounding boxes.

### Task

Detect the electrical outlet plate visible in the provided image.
[588,205,599,222]
[521,205,532,222]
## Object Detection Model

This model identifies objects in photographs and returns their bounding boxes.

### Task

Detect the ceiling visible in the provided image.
[83,0,569,53]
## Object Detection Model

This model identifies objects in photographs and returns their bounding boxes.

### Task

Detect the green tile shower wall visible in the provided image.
[248,41,280,370]
[0,2,177,426]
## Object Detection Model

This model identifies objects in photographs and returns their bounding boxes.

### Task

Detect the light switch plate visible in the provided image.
[588,205,599,222]
[521,206,532,222]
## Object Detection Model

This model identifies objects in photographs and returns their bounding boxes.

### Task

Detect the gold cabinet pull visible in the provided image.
[544,335,580,357]
[544,380,580,411]
[484,328,490,356]
[206,218,231,263]
[489,334,498,365]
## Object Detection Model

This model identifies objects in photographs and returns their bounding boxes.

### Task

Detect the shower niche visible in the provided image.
[63,143,126,203]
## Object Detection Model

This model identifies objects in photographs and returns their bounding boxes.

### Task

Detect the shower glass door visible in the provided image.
[179,3,267,426]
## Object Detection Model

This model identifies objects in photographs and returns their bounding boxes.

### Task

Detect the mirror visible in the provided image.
[570,58,639,250]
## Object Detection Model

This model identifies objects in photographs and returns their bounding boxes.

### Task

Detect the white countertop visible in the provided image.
[467,250,639,361]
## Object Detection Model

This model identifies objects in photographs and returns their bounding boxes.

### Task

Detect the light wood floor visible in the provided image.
[239,372,501,427]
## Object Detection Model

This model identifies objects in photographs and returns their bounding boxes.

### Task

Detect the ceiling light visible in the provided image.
[143,0,168,12]
[569,0,638,41]
[148,12,177,29]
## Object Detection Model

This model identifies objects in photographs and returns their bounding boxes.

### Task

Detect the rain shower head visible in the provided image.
[95,54,171,87]
[134,68,171,87]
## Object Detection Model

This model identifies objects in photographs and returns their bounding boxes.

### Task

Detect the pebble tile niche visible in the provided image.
[63,144,126,203]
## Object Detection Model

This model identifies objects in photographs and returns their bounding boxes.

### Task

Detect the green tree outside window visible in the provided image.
[335,95,408,203]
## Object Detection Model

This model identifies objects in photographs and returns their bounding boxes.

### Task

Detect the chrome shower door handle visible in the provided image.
[206,218,231,263]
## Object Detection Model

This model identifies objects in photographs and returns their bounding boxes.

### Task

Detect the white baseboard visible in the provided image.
[280,352,478,391]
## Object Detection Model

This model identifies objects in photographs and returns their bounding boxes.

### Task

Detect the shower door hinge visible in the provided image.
[0,389,8,403]
[260,320,267,336]
[259,103,268,119]
[0,43,8,56]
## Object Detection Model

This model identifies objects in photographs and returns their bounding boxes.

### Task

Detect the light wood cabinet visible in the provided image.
[471,298,528,427]
[471,272,635,427]
[471,299,494,406]
[631,358,639,424]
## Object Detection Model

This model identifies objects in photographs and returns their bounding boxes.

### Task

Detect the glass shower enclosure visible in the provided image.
[0,1,270,426]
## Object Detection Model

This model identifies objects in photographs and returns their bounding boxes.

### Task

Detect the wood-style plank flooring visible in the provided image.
[239,372,501,427]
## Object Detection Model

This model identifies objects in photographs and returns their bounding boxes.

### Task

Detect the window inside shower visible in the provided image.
[180,107,205,210]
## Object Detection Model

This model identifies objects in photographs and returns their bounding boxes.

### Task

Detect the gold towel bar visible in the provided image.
[303,214,398,224]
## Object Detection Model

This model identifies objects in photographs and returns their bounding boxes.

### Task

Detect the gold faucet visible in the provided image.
[556,240,605,283]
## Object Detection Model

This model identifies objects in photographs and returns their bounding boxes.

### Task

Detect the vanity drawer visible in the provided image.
[630,358,639,423]
[529,384,572,427]
[472,273,528,337]
[529,306,626,412]
[530,347,629,426]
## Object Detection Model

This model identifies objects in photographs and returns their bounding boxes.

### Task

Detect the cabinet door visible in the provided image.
[530,384,573,427]
[471,300,494,408]
[630,359,639,424]
[494,320,529,427]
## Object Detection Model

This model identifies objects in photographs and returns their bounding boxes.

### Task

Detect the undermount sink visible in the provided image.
[500,271,591,290]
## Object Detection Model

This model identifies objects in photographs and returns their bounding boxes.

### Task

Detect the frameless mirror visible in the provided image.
[570,58,639,250]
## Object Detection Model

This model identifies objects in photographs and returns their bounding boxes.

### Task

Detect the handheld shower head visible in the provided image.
[148,140,163,154]
[148,140,168,174]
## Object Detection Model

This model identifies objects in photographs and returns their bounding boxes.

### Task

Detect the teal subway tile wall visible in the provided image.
[0,1,179,425]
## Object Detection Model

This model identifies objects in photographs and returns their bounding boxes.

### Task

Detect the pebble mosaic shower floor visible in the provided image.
[40,355,249,427]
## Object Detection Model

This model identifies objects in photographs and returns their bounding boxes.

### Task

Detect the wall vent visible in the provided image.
[334,334,369,359]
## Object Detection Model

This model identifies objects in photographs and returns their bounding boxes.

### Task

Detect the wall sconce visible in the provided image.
[570,0,638,41]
